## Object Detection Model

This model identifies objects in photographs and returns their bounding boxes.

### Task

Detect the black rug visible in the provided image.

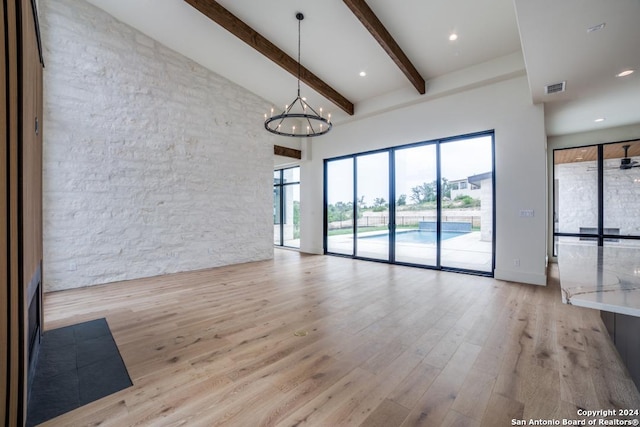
[26,318,132,426]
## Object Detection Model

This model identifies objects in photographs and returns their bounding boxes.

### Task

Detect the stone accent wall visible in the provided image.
[480,178,493,242]
[555,158,640,235]
[41,0,274,291]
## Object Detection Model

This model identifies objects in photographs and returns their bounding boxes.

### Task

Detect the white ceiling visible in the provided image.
[84,0,640,137]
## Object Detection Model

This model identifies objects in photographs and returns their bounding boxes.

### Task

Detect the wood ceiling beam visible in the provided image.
[343,0,425,94]
[274,145,302,159]
[184,0,355,116]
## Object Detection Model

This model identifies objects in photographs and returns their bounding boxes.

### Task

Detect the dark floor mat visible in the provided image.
[26,318,132,426]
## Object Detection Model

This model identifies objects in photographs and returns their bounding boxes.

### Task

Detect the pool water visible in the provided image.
[360,230,468,244]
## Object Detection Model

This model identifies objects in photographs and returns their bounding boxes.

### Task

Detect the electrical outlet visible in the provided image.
[513,258,520,267]
[519,209,534,218]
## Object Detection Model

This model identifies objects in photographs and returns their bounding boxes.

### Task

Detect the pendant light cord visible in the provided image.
[297,14,301,97]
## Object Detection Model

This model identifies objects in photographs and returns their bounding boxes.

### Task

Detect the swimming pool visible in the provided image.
[360,230,468,244]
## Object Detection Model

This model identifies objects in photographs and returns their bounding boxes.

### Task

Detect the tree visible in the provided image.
[327,201,354,223]
[410,179,451,204]
[397,194,407,206]
[441,177,451,199]
[373,197,387,208]
[410,182,436,204]
[293,200,300,238]
[372,197,387,212]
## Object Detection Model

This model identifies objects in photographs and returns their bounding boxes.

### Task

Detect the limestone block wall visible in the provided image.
[41,0,274,291]
[555,159,640,235]
[480,178,493,242]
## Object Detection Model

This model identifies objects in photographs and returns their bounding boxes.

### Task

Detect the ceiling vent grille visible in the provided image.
[545,81,566,94]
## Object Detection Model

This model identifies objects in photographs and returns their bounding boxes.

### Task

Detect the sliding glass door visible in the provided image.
[394,144,437,266]
[273,167,300,248]
[356,152,389,260]
[603,141,640,243]
[326,159,354,255]
[554,139,640,253]
[440,136,493,272]
[324,131,495,276]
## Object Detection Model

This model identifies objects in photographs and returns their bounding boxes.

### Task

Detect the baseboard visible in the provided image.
[494,268,547,286]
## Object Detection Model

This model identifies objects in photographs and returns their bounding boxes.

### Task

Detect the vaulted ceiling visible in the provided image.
[84,0,640,137]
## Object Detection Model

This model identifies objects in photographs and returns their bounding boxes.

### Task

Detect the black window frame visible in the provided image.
[552,138,640,256]
[273,166,300,248]
[323,130,496,277]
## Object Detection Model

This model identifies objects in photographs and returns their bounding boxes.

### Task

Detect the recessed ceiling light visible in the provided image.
[594,117,606,123]
[587,22,606,33]
[449,33,458,41]
[616,69,635,77]
[359,71,367,77]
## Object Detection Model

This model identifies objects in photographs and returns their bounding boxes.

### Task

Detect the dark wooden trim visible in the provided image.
[29,0,43,67]
[1,1,9,423]
[274,145,301,160]
[184,0,354,115]
[5,0,22,423]
[1,0,43,423]
[16,0,26,421]
[342,0,425,94]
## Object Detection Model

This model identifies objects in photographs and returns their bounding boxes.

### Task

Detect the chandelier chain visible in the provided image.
[297,15,301,97]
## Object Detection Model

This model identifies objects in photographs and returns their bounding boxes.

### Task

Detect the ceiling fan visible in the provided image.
[619,144,639,170]
[585,144,640,171]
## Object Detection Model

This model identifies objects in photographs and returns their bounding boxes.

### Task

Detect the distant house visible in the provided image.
[450,171,491,199]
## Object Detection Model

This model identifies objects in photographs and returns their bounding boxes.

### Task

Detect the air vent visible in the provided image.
[545,81,566,94]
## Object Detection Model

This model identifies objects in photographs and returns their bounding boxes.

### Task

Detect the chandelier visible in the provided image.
[264,13,332,137]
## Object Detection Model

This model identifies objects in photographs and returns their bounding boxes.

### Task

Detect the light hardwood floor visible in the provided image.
[40,250,640,426]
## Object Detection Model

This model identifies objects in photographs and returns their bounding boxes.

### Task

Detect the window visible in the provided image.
[356,152,389,260]
[324,131,495,275]
[553,139,640,255]
[274,166,300,248]
[325,158,353,255]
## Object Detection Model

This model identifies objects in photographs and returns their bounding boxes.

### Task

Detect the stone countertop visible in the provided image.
[557,243,640,317]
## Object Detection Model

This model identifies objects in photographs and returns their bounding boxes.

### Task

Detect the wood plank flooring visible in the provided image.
[40,250,640,426]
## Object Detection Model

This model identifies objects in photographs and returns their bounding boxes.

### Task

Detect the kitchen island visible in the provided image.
[557,243,640,389]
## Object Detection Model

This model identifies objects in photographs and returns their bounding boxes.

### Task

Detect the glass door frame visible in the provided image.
[323,130,495,276]
[274,166,300,248]
[552,138,640,256]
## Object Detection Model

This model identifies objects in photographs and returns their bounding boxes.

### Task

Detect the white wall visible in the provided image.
[300,76,548,285]
[41,0,274,291]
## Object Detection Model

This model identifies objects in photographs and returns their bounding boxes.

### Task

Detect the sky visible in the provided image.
[327,135,493,205]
